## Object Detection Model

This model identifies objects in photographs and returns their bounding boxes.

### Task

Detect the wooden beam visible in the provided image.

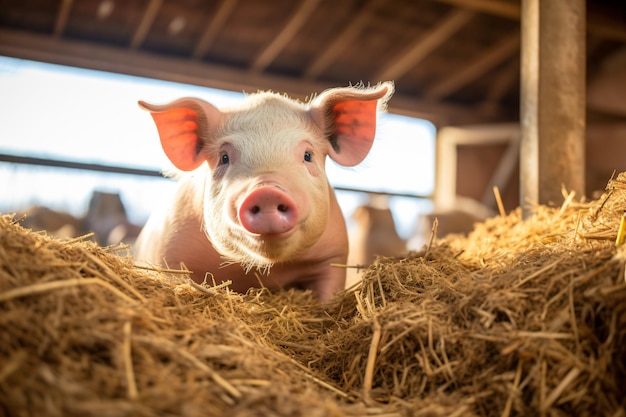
[304,0,381,79]
[192,0,239,60]
[130,0,163,50]
[479,57,519,115]
[425,31,520,100]
[0,29,322,95]
[385,94,497,125]
[53,0,74,37]
[434,123,519,209]
[251,0,321,72]
[376,9,475,81]
[520,0,586,216]
[434,0,520,19]
[433,0,626,42]
[0,28,494,124]
[587,17,626,43]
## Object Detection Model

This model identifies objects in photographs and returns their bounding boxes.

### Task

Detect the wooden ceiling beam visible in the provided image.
[425,31,520,100]
[478,57,519,115]
[0,28,317,97]
[433,0,626,42]
[304,0,381,79]
[587,17,626,43]
[53,0,74,37]
[251,0,321,72]
[433,0,520,19]
[388,94,494,125]
[376,8,475,81]
[130,0,163,50]
[0,28,499,125]
[192,0,239,60]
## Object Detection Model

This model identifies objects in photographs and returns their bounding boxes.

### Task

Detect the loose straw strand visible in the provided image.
[123,321,138,400]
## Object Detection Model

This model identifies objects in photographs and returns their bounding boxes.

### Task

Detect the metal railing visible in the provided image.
[0,153,431,200]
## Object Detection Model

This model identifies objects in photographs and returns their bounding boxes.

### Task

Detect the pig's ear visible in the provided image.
[311,82,394,167]
[138,98,221,171]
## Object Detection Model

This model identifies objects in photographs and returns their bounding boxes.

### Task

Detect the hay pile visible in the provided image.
[2,175,626,417]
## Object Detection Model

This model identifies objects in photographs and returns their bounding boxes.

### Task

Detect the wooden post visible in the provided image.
[520,0,586,218]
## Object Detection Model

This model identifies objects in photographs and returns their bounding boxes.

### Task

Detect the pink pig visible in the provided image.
[134,82,394,301]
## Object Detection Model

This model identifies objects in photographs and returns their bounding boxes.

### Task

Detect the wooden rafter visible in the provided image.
[304,0,382,79]
[192,0,239,60]
[0,28,505,125]
[434,0,520,19]
[130,0,163,50]
[376,9,475,81]
[4,0,619,128]
[425,31,520,100]
[251,0,322,72]
[479,57,519,115]
[588,16,626,43]
[53,0,74,37]
[434,0,626,42]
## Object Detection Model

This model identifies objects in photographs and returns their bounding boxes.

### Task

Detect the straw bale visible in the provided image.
[2,173,626,416]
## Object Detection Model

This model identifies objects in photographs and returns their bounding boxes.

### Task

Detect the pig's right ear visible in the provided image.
[138,98,221,171]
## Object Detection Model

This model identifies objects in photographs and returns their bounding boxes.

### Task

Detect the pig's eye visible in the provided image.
[304,151,312,163]
[220,153,230,165]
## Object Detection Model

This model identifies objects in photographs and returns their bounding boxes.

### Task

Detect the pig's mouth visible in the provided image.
[205,210,313,270]
[245,225,298,240]
[240,218,307,255]
[217,215,316,269]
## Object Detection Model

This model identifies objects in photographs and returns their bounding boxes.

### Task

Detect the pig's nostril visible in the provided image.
[251,206,261,214]
[277,204,288,212]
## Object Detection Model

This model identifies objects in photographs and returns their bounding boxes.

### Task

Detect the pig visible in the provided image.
[134,82,394,301]
[20,206,82,239]
[85,191,142,246]
[346,202,406,288]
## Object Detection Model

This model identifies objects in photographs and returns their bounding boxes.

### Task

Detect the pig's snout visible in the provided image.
[239,187,299,235]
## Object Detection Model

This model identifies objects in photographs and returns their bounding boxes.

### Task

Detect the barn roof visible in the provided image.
[1,0,624,125]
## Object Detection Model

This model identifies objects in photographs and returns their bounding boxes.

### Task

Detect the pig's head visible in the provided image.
[139,82,393,270]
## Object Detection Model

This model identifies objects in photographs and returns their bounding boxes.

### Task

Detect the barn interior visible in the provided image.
[1,0,626,416]
[2,0,626,214]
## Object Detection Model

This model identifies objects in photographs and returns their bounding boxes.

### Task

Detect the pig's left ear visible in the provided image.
[138,98,221,171]
[310,82,394,167]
